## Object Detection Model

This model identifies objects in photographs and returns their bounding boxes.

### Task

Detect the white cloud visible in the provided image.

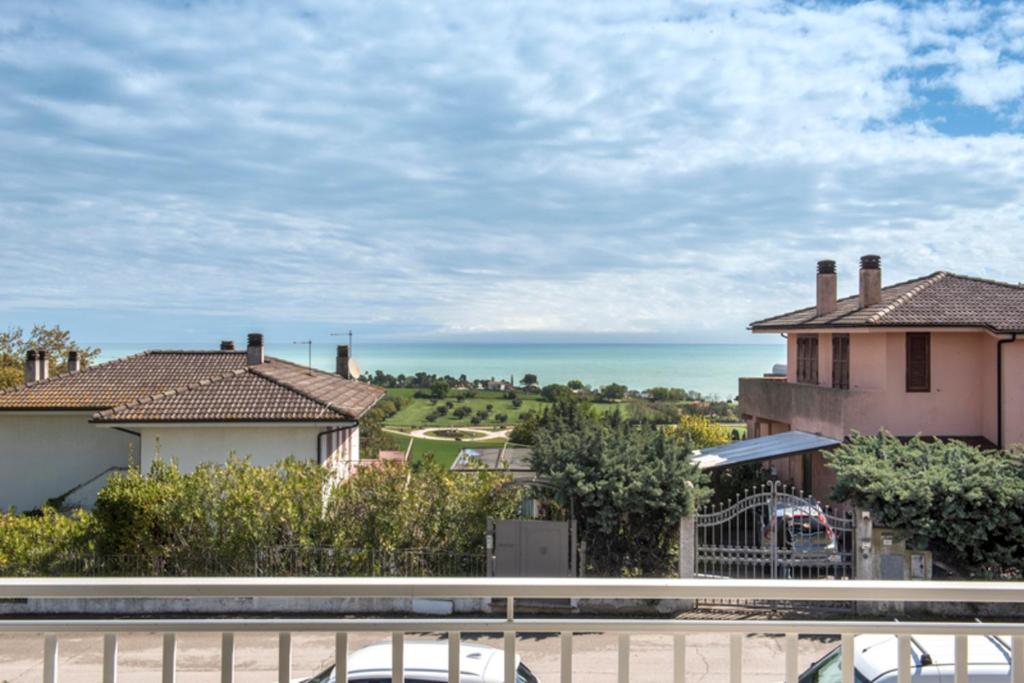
[0,0,1022,341]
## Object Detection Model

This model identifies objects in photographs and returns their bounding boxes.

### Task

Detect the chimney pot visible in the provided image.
[816,260,837,316]
[67,350,81,373]
[37,349,49,380]
[859,254,882,308]
[246,333,264,365]
[220,340,235,351]
[24,350,40,384]
[336,345,351,379]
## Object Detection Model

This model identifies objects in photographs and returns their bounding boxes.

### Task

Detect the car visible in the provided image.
[294,639,541,683]
[798,633,1015,682]
[760,502,839,575]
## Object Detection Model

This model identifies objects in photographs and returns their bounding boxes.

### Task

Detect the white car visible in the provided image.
[295,640,541,683]
[799,633,1015,682]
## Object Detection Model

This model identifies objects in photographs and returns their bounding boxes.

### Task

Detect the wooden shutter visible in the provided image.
[906,332,931,392]
[832,334,849,390]
[796,335,819,384]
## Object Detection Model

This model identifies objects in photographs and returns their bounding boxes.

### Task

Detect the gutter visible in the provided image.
[997,333,1018,450]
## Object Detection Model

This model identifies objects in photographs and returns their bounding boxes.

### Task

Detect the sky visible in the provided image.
[2,0,1024,345]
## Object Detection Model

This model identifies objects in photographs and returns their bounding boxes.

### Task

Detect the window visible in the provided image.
[832,334,850,390]
[906,332,931,392]
[796,335,819,384]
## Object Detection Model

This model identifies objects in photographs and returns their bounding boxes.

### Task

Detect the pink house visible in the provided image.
[736,255,1024,499]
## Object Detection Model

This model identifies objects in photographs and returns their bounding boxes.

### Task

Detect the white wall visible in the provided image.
[0,413,136,512]
[136,423,354,472]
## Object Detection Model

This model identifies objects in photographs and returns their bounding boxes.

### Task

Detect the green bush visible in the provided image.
[0,507,95,576]
[530,398,706,576]
[828,432,1024,578]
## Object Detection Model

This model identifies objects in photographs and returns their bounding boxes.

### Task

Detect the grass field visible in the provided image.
[384,432,506,468]
[385,388,625,428]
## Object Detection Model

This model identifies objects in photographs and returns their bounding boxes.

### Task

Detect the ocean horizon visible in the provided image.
[93,342,785,399]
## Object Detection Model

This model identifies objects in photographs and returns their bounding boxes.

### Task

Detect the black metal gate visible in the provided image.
[696,481,855,581]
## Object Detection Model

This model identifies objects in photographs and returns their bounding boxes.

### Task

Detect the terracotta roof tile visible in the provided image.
[750,272,1024,333]
[0,351,384,422]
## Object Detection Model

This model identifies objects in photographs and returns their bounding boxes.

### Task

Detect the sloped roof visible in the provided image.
[692,431,841,470]
[750,272,1024,333]
[0,351,383,422]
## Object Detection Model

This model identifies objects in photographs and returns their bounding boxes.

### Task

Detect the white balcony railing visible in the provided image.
[1,577,1023,683]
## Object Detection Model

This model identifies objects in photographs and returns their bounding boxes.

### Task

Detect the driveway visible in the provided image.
[0,630,836,681]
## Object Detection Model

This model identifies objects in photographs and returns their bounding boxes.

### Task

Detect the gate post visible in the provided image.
[678,515,696,579]
[678,514,696,610]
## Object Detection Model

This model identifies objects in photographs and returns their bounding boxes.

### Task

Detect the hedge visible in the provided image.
[0,456,521,577]
[828,431,1024,578]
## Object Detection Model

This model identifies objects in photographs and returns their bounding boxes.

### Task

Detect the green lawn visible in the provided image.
[384,432,507,468]
[385,389,548,428]
[385,388,632,428]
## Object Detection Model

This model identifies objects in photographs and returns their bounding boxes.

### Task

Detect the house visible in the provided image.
[0,334,384,511]
[730,254,1024,501]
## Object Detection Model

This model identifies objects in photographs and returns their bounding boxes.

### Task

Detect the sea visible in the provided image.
[93,342,784,400]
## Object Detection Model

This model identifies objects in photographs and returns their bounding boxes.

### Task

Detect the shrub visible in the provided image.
[828,432,1024,578]
[0,507,94,576]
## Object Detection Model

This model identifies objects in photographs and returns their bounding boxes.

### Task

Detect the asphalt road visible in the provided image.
[0,630,837,682]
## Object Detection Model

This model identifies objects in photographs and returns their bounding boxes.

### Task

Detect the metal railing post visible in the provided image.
[447,632,460,683]
[392,631,404,683]
[103,633,118,683]
[730,633,743,683]
[336,632,348,682]
[897,635,911,683]
[784,633,798,683]
[43,634,58,683]
[618,633,630,683]
[221,632,234,683]
[673,635,685,683]
[278,632,291,683]
[561,632,573,683]
[841,634,854,683]
[162,633,176,683]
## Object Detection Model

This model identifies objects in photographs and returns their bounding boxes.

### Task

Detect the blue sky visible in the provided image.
[2,0,1023,344]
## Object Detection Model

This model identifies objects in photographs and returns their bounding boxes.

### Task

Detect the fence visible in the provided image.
[1,578,1022,683]
[5,547,487,578]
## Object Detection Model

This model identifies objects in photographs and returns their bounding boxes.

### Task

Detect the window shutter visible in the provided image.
[906,333,930,392]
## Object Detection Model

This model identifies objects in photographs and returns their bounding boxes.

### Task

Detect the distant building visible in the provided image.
[0,334,384,511]
[730,255,1024,501]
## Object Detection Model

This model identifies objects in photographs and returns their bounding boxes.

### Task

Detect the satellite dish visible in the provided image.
[347,358,361,380]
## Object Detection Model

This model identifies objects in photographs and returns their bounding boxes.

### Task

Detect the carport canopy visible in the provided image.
[691,430,841,470]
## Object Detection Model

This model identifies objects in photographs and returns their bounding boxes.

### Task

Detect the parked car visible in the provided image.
[294,640,541,683]
[798,633,1014,682]
[760,502,839,575]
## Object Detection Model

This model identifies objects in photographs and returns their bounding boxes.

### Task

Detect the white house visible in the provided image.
[0,334,384,512]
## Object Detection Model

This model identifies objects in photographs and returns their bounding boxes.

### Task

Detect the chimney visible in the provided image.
[37,349,49,381]
[858,254,882,308]
[24,350,40,384]
[220,340,235,350]
[336,345,351,379]
[816,260,837,316]
[246,333,264,365]
[67,350,81,373]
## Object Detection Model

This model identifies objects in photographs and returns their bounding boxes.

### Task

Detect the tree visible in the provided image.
[667,415,730,450]
[429,380,449,399]
[520,373,538,386]
[0,325,101,389]
[529,398,706,575]
[541,383,573,403]
[566,379,585,391]
[599,383,628,401]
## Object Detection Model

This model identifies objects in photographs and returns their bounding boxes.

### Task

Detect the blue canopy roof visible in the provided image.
[692,430,841,470]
